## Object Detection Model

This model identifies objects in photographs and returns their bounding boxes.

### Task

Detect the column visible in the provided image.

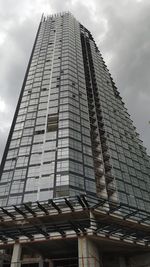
[78,236,101,267]
[119,256,127,267]
[0,259,3,267]
[48,260,54,267]
[129,253,150,267]
[39,257,43,267]
[11,243,22,267]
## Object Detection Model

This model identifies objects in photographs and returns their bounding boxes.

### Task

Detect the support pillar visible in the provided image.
[119,256,127,267]
[78,236,101,267]
[48,259,54,267]
[129,253,150,267]
[11,244,22,267]
[39,257,43,267]
[0,259,3,267]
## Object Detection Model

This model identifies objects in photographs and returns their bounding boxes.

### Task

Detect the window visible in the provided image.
[16,156,28,167]
[83,145,92,156]
[43,151,55,162]
[20,137,32,146]
[23,128,34,136]
[112,159,120,169]
[57,160,69,172]
[39,190,53,201]
[24,192,37,203]
[85,180,96,193]
[70,174,84,189]
[56,174,69,186]
[85,166,95,179]
[28,166,40,178]
[30,154,41,165]
[44,140,56,151]
[118,191,128,204]
[19,146,30,156]
[10,139,20,149]
[4,159,16,170]
[7,149,18,159]
[7,195,22,205]
[13,169,26,180]
[40,175,54,189]
[47,114,58,132]
[34,129,45,135]
[26,178,38,191]
[57,148,69,159]
[0,183,10,196]
[84,155,93,167]
[10,181,24,194]
[125,183,134,195]
[42,162,55,175]
[1,171,13,182]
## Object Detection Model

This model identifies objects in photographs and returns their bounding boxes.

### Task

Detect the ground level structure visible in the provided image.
[0,195,150,267]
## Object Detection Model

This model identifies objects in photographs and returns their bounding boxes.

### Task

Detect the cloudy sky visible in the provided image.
[0,0,150,161]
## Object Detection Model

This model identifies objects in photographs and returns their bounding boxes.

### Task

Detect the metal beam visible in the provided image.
[92,199,107,209]
[81,195,90,209]
[23,204,36,217]
[69,221,81,235]
[34,225,49,238]
[1,230,18,241]
[0,235,7,242]
[49,200,61,213]
[139,215,150,224]
[13,206,27,218]
[77,196,86,209]
[108,204,122,214]
[18,228,34,240]
[64,198,74,212]
[1,208,15,220]
[53,224,66,237]
[123,210,139,219]
[77,222,87,234]
[37,201,49,215]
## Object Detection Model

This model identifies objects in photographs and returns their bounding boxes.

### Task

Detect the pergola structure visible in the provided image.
[0,195,150,266]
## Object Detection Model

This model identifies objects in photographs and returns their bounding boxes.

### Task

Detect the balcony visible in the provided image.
[107,183,116,194]
[98,121,104,127]
[103,152,110,161]
[89,110,95,116]
[96,182,105,191]
[94,145,101,153]
[95,167,104,176]
[93,85,98,92]
[90,117,97,124]
[87,92,93,99]
[104,162,112,171]
[94,162,103,170]
[95,102,101,109]
[101,136,107,144]
[99,128,106,135]
[93,151,101,159]
[91,131,99,139]
[105,173,114,182]
[88,103,94,110]
[101,144,108,152]
[97,114,103,121]
[92,137,100,145]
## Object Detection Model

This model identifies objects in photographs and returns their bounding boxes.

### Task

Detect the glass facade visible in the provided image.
[0,12,150,210]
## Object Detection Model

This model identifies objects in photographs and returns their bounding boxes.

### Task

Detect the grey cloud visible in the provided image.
[0,0,150,161]
[98,0,150,153]
[0,11,40,159]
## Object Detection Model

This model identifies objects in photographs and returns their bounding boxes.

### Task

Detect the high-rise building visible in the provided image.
[0,12,150,267]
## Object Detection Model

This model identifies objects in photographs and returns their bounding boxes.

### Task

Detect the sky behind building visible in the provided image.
[0,0,150,161]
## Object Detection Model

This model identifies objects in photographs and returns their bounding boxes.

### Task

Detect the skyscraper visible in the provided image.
[0,12,150,267]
